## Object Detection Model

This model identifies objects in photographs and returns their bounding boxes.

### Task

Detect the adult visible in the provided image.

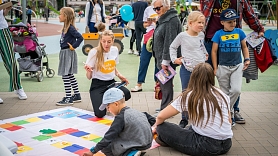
[127,20,137,54]
[132,0,148,56]
[0,6,27,103]
[179,5,188,24]
[85,0,108,33]
[153,63,233,155]
[26,5,32,25]
[200,0,264,124]
[84,30,131,118]
[152,0,182,113]
[131,0,159,92]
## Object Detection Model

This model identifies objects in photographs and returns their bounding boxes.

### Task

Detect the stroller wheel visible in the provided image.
[46,69,55,78]
[37,71,43,82]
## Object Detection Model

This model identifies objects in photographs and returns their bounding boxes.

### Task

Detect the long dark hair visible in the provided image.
[92,0,103,5]
[181,63,229,127]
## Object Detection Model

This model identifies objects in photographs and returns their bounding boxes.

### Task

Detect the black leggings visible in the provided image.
[89,79,131,118]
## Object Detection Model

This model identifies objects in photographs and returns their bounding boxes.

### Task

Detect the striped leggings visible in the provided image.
[0,28,22,91]
[62,74,80,97]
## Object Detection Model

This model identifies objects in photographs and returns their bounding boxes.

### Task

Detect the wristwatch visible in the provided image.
[244,58,250,62]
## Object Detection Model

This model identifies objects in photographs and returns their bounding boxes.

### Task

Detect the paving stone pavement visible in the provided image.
[0,91,277,156]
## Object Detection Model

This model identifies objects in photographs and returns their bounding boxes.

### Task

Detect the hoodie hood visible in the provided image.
[158,8,178,24]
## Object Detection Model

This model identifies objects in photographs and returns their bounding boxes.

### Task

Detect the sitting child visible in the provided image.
[83,88,154,156]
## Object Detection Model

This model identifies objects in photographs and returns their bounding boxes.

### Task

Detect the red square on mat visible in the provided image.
[59,128,79,134]
[14,141,24,147]
[6,125,23,131]
[74,148,90,156]
[87,117,103,121]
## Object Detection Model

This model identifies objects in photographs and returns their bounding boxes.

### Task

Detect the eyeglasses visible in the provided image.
[153,5,163,12]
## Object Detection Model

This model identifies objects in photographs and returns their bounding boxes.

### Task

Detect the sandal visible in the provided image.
[131,86,142,92]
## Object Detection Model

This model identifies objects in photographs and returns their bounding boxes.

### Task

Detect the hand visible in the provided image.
[257,32,264,38]
[161,64,168,70]
[83,151,94,156]
[84,63,93,72]
[213,69,217,76]
[117,74,129,85]
[106,16,112,19]
[67,43,75,51]
[243,60,250,70]
[152,125,157,134]
[174,57,182,65]
[205,53,209,61]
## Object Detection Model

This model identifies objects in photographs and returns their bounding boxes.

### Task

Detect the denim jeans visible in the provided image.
[180,65,191,120]
[137,44,159,83]
[135,21,146,54]
[234,96,240,112]
[157,122,232,155]
[88,22,98,33]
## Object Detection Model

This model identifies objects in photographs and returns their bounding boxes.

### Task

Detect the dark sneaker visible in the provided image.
[179,119,188,128]
[231,118,236,127]
[234,111,245,124]
[72,94,81,103]
[56,97,73,106]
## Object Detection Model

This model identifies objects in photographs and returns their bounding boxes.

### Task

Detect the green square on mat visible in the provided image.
[32,135,52,141]
[91,137,102,143]
[11,120,30,125]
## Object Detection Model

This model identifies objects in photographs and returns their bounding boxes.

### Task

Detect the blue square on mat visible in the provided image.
[78,114,94,119]
[49,109,85,119]
[38,115,54,120]
[62,144,84,153]
[70,131,90,137]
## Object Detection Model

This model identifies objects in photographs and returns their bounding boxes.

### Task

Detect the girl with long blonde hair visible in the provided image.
[153,63,233,155]
[84,30,130,118]
[56,7,83,106]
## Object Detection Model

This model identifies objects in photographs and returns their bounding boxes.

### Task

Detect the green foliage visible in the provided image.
[48,5,60,15]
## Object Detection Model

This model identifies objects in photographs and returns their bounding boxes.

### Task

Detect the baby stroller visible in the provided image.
[9,22,55,82]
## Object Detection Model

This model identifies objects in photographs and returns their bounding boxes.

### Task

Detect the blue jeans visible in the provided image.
[88,22,98,33]
[137,44,159,83]
[157,122,232,155]
[180,65,191,120]
[204,39,241,113]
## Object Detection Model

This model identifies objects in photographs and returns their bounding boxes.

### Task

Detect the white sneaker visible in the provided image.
[15,89,27,100]
[133,50,139,55]
[128,49,134,54]
[0,98,3,104]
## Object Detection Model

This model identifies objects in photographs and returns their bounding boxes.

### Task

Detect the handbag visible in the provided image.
[154,83,162,100]
[146,37,153,52]
[92,2,102,30]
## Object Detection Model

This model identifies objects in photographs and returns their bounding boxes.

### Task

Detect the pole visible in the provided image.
[63,0,65,7]
[22,0,26,24]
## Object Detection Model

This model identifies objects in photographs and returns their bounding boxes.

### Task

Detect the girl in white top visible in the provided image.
[84,30,130,118]
[169,11,208,128]
[153,63,233,155]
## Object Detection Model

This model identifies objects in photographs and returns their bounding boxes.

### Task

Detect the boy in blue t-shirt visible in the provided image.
[211,9,250,126]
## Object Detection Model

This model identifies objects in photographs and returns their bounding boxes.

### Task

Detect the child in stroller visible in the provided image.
[9,22,55,82]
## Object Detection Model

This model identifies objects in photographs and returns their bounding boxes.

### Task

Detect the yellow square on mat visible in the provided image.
[97,119,113,124]
[51,141,72,148]
[25,117,42,122]
[81,134,101,141]
[17,146,33,153]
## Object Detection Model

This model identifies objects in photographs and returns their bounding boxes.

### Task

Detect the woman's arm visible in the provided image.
[85,2,90,25]
[115,68,129,85]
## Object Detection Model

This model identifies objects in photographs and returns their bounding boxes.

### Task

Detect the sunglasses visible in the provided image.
[153,5,163,11]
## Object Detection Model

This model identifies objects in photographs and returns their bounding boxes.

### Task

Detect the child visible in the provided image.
[83,88,153,156]
[211,9,250,126]
[97,22,106,33]
[169,11,208,128]
[56,7,84,106]
[153,63,233,155]
[84,30,130,118]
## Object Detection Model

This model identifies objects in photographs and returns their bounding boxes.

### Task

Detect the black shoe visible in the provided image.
[179,119,188,128]
[234,111,245,124]
[56,97,73,106]
[72,93,81,103]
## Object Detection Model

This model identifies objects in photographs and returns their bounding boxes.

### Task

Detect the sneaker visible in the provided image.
[231,118,236,127]
[131,86,142,92]
[234,111,245,124]
[14,89,27,100]
[128,49,134,54]
[133,50,139,55]
[127,150,141,156]
[154,136,169,147]
[179,119,188,128]
[56,97,73,106]
[0,98,3,104]
[72,93,81,103]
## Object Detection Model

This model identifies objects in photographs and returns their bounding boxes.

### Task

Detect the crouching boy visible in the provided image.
[83,88,153,156]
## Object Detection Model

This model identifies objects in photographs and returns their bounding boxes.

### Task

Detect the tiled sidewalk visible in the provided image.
[0,91,277,155]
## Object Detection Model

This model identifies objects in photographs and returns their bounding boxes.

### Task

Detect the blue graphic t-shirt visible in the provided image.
[212,28,246,66]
